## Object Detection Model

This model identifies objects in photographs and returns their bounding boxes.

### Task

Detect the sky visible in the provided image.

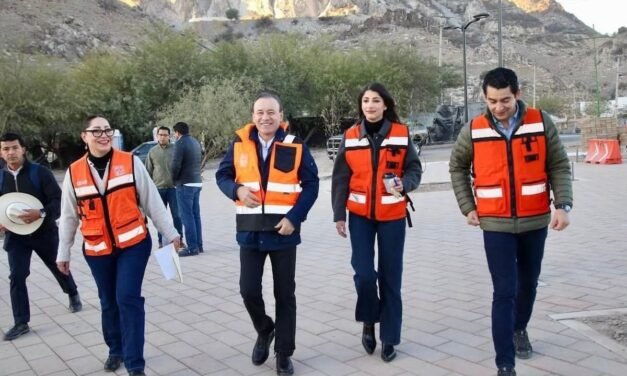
[556,0,625,35]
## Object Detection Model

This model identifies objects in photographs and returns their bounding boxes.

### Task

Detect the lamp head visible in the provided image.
[473,13,490,20]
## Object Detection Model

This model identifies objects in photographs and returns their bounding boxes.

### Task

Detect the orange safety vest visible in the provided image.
[344,122,409,221]
[471,108,550,218]
[70,150,147,256]
[233,123,303,231]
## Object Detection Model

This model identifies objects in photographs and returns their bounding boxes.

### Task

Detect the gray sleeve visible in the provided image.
[401,141,422,193]
[543,113,573,206]
[449,124,477,216]
[145,148,154,177]
[331,135,351,222]
[133,156,179,242]
[56,171,80,262]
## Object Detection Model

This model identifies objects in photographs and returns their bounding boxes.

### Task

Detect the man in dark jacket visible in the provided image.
[216,91,319,376]
[449,68,572,376]
[171,122,203,256]
[0,132,82,341]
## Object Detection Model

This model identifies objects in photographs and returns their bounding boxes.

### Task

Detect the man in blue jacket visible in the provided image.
[216,91,319,376]
[171,122,203,256]
[0,133,82,341]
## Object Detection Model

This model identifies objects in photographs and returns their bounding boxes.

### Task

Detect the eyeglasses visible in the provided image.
[84,128,115,137]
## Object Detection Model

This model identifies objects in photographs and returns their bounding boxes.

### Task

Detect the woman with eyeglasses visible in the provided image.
[56,115,181,376]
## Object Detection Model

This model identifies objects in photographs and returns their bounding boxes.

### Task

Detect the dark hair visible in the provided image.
[0,132,26,147]
[482,67,520,95]
[83,115,108,129]
[251,89,283,112]
[173,122,189,135]
[357,83,400,123]
[157,126,170,134]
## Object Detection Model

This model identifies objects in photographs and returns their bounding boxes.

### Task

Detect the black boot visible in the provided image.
[361,323,376,354]
[103,355,122,372]
[497,366,516,376]
[69,293,82,313]
[252,329,275,365]
[381,343,397,362]
[3,323,29,341]
[276,353,294,376]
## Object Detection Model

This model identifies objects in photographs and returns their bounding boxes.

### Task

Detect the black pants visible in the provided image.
[7,231,78,325]
[239,246,296,356]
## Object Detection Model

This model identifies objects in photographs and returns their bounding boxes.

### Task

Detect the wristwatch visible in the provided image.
[554,204,572,213]
[40,209,46,218]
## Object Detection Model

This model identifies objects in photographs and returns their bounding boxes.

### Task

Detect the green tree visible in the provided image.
[536,96,566,115]
[156,77,262,158]
[226,8,240,21]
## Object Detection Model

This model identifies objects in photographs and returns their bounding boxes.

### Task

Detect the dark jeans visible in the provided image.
[176,185,202,252]
[484,227,547,368]
[7,231,78,325]
[348,212,405,345]
[157,187,182,244]
[85,237,152,373]
[239,246,296,356]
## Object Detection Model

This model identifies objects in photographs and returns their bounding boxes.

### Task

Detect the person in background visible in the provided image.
[331,83,422,363]
[449,67,572,376]
[145,126,184,248]
[0,132,82,341]
[56,116,181,376]
[171,122,203,257]
[216,90,319,376]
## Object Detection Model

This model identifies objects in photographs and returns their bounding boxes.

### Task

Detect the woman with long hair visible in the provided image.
[331,83,422,362]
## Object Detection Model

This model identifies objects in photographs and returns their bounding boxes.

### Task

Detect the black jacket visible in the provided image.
[170,134,202,185]
[1,160,61,246]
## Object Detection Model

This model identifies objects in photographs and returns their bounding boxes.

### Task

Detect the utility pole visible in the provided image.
[615,57,621,118]
[439,23,443,67]
[533,64,536,108]
[593,25,601,120]
[498,0,503,67]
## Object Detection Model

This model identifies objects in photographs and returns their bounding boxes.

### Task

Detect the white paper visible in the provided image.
[154,244,183,283]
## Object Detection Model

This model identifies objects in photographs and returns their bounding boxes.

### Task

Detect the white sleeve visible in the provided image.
[57,171,80,262]
[133,156,179,242]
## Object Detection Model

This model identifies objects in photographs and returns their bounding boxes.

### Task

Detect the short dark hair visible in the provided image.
[173,122,189,135]
[157,126,170,134]
[357,82,400,123]
[482,67,520,95]
[252,89,283,112]
[84,115,108,129]
[0,132,26,147]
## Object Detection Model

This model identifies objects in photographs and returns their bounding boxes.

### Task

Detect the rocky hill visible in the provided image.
[1,0,625,106]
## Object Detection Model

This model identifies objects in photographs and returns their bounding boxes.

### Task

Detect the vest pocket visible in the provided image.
[273,144,296,172]
[517,179,549,215]
[474,180,507,216]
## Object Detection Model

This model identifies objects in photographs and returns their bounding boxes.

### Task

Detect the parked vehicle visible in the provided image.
[131,141,157,164]
[326,134,343,160]
[326,123,426,160]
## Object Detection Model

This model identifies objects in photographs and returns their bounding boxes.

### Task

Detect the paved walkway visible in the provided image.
[1,148,627,376]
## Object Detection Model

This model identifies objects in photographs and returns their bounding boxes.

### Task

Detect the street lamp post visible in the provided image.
[445,13,490,124]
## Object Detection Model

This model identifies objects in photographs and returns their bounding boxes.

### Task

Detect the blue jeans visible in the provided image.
[85,237,152,372]
[157,187,182,244]
[483,227,547,368]
[176,185,203,252]
[348,212,405,345]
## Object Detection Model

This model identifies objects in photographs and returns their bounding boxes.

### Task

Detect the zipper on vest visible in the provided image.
[369,135,378,219]
[506,139,517,217]
[100,195,117,248]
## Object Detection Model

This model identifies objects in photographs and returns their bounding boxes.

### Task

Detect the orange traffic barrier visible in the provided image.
[584,139,622,164]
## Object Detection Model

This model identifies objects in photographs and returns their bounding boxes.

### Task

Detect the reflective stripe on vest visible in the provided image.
[343,122,409,221]
[233,124,303,231]
[70,150,147,256]
[470,108,550,218]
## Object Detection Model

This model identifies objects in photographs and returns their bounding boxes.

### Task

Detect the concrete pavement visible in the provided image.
[1,148,627,376]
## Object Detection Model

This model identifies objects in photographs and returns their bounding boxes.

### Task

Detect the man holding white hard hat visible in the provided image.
[0,133,82,341]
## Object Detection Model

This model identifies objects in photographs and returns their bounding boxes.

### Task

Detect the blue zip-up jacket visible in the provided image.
[1,160,61,249]
[216,126,319,251]
[171,134,202,185]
